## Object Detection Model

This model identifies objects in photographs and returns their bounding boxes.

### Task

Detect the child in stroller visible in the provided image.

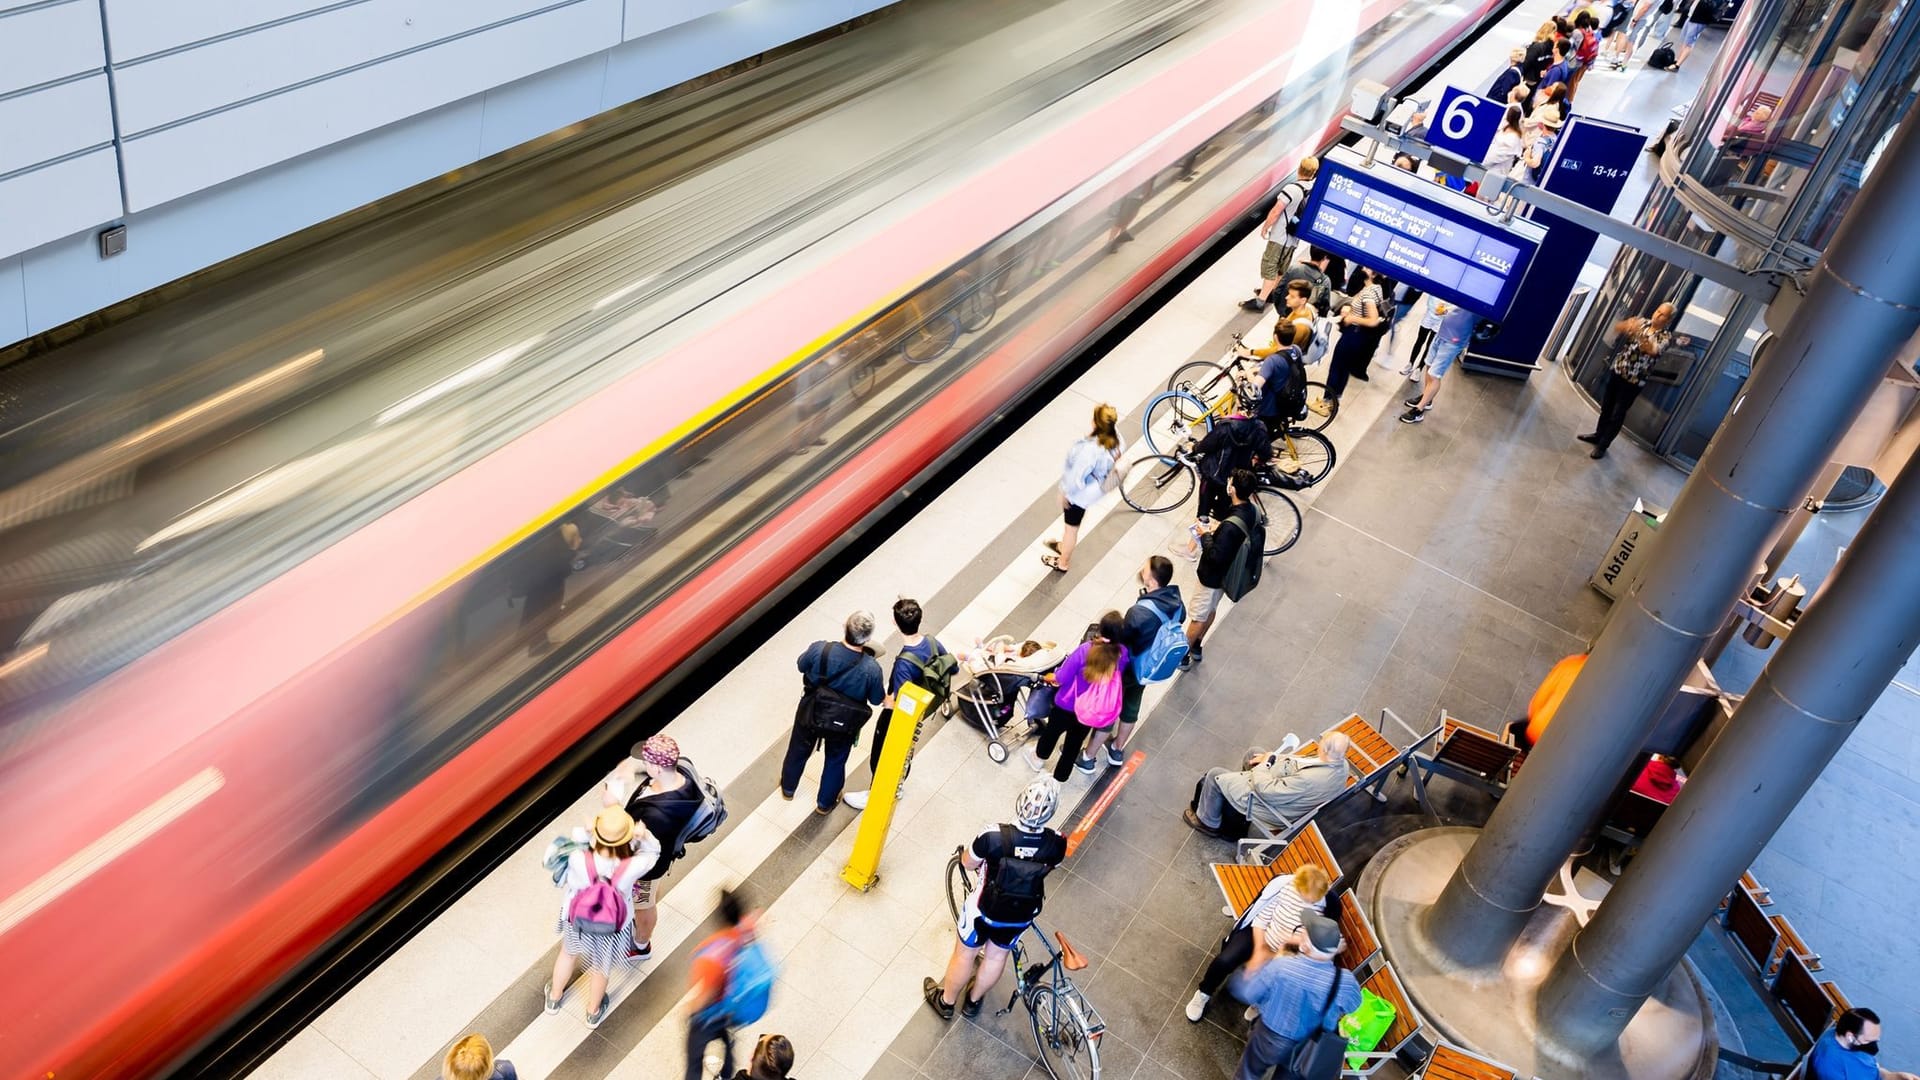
[950,636,1066,763]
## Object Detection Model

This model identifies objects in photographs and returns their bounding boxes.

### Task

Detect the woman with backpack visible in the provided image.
[546,806,657,1028]
[1042,403,1123,572]
[604,733,701,962]
[1023,611,1130,781]
[925,781,1066,1021]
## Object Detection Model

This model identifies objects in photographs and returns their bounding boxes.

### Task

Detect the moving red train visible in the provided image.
[0,0,1501,1074]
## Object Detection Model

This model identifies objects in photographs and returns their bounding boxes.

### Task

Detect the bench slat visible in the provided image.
[1426,1044,1515,1080]
[1364,964,1420,1054]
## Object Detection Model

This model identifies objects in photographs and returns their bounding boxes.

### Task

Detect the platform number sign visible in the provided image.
[1425,86,1505,165]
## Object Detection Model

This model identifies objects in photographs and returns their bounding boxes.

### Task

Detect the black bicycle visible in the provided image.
[946,849,1104,1079]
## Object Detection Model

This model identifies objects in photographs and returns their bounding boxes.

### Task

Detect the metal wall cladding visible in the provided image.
[0,1,119,258]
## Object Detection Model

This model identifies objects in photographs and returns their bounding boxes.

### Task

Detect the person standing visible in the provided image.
[1241,158,1321,312]
[546,807,657,1028]
[1182,469,1264,669]
[605,734,702,961]
[685,889,762,1080]
[1227,913,1361,1080]
[442,1034,516,1080]
[1481,105,1528,202]
[1043,404,1123,572]
[1399,301,1479,423]
[1111,557,1183,765]
[1489,48,1528,103]
[1809,1008,1920,1080]
[1674,0,1718,68]
[1320,266,1387,411]
[780,612,885,813]
[1542,39,1576,95]
[844,597,951,810]
[1580,303,1675,458]
[925,781,1067,1021]
[732,1034,797,1080]
[1024,612,1129,780]
[1400,293,1449,378]
[1187,864,1332,1022]
[1524,20,1561,84]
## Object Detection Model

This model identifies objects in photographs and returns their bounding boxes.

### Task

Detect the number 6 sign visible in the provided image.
[1424,86,1504,165]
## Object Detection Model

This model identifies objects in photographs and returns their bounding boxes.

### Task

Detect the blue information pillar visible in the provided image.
[1465,116,1645,377]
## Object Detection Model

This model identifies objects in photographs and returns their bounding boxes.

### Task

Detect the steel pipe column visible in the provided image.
[1421,108,1920,969]
[1534,416,1920,1052]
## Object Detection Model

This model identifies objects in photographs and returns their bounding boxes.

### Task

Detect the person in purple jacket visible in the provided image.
[1023,611,1130,781]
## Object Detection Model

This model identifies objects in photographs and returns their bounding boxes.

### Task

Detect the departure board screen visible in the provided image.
[1295,158,1545,321]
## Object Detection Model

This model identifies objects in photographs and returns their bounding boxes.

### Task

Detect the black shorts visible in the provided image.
[1062,502,1088,527]
[960,914,1029,949]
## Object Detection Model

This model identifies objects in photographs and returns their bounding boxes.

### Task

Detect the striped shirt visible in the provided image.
[1235,878,1326,951]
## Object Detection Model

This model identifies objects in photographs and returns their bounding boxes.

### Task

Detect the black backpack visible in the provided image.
[978,826,1060,924]
[1648,42,1678,70]
[1218,509,1265,603]
[798,645,872,736]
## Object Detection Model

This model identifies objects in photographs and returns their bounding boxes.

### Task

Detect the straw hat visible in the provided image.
[593,807,635,848]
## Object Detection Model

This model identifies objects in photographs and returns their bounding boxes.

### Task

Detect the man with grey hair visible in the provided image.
[1229,910,1360,1080]
[780,611,885,815]
[1184,730,1353,837]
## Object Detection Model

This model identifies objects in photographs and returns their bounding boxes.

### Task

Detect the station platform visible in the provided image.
[248,3,1920,1079]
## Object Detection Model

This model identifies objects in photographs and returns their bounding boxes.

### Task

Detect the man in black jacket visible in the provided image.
[1183,470,1264,670]
[1109,557,1184,764]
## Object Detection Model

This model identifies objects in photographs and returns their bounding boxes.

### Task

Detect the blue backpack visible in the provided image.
[714,936,776,1025]
[1131,595,1189,684]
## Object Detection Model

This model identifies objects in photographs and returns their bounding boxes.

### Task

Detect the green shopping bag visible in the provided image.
[1339,987,1398,1070]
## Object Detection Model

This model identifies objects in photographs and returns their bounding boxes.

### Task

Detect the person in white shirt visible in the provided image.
[545,806,659,1028]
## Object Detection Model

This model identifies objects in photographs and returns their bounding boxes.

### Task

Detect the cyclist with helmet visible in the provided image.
[924,780,1069,1021]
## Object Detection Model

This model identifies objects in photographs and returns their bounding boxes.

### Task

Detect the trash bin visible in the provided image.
[1590,499,1667,600]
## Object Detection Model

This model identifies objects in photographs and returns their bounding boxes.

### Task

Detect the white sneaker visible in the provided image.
[1024,747,1047,772]
[1245,1005,1260,1022]
[1186,991,1211,1022]
[843,790,870,810]
[1276,733,1302,757]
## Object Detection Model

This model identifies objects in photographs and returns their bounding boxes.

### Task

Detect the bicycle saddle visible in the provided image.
[1056,932,1090,971]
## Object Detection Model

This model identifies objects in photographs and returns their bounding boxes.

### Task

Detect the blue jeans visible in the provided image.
[780,724,856,810]
[1233,1020,1302,1080]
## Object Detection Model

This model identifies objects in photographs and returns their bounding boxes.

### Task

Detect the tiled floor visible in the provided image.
[243,6,1920,1080]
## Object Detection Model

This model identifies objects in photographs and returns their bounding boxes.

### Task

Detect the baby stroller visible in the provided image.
[949,636,1065,763]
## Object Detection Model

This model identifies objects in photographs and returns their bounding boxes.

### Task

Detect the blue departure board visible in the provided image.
[1295,158,1546,321]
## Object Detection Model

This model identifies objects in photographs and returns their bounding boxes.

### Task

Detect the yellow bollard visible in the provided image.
[842,682,933,891]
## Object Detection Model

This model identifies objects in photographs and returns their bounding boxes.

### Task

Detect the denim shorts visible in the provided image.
[1427,334,1470,378]
[1683,18,1707,45]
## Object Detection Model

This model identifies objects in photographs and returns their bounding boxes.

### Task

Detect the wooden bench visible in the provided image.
[1768,914,1821,976]
[1349,963,1424,1074]
[1211,822,1343,916]
[1774,950,1845,1050]
[1239,710,1441,863]
[1410,712,1520,813]
[1421,1044,1516,1080]
[1336,891,1380,973]
[1725,884,1780,975]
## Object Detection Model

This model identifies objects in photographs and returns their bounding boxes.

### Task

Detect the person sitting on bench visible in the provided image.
[1184,731,1353,838]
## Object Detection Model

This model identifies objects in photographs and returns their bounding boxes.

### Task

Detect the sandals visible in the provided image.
[1041,553,1068,572]
[1043,539,1063,555]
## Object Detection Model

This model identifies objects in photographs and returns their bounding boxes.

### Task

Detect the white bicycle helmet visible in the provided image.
[1014,778,1059,830]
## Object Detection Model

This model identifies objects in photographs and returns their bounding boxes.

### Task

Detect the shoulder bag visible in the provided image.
[1288,967,1352,1080]
[797,645,872,737]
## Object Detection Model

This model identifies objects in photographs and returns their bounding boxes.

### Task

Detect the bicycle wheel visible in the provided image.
[1251,486,1303,555]
[903,313,961,364]
[1028,986,1101,1080]
[955,286,997,332]
[1141,391,1208,456]
[1118,454,1196,514]
[1299,381,1339,431]
[1165,360,1235,415]
[848,356,885,400]
[1273,428,1335,486]
[946,851,974,924]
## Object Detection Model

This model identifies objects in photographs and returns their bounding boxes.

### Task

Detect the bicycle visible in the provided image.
[946,849,1104,1080]
[1167,339,1339,433]
[1115,448,1304,555]
[1140,358,1336,488]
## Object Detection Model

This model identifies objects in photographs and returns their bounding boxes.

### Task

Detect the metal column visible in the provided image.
[1420,109,1920,968]
[1535,415,1920,1053]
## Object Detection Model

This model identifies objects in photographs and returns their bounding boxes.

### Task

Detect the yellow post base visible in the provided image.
[842,683,933,892]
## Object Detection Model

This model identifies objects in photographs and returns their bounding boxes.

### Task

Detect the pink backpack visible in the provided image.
[567,854,630,935]
[1074,673,1123,730]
